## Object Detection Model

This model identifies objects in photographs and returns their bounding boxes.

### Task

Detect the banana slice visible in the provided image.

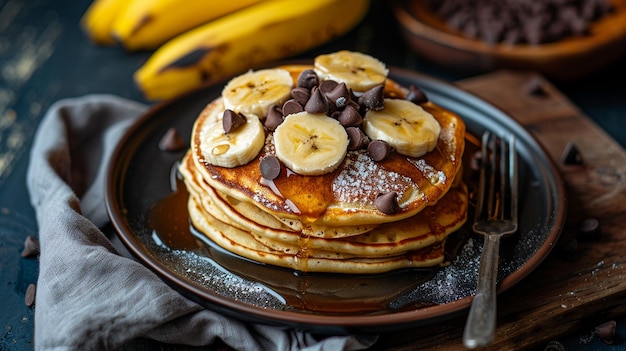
[222,68,293,118]
[199,104,265,168]
[363,99,441,158]
[274,112,349,176]
[314,50,388,92]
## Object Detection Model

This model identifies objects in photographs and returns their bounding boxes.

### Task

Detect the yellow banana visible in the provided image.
[111,0,263,51]
[274,112,349,176]
[363,99,441,158]
[134,0,371,101]
[80,0,130,45]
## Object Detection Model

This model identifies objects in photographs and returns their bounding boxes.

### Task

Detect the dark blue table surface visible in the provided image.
[1,0,625,350]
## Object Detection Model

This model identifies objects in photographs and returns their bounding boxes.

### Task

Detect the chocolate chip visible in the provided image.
[368,139,394,161]
[304,86,328,114]
[282,99,303,116]
[375,192,399,215]
[594,320,616,344]
[222,109,246,133]
[291,87,310,105]
[525,76,548,97]
[318,80,338,94]
[297,69,318,89]
[158,127,186,152]
[561,141,583,165]
[260,155,282,180]
[25,283,36,307]
[346,127,370,150]
[265,104,284,131]
[406,85,428,104]
[428,0,614,45]
[337,105,362,127]
[21,235,40,258]
[325,82,351,109]
[359,85,385,111]
[579,217,601,240]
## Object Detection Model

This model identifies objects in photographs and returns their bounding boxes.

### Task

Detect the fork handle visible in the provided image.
[463,234,502,348]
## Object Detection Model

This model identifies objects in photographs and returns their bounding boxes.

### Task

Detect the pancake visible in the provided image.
[180,151,378,238]
[181,151,467,259]
[191,65,465,227]
[187,196,447,274]
[178,51,468,274]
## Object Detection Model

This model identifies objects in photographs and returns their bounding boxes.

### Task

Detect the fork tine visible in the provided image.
[508,134,518,227]
[487,133,498,220]
[474,132,518,230]
[474,131,490,222]
[498,133,507,221]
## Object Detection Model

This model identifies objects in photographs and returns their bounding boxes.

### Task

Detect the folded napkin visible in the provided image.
[26,95,377,351]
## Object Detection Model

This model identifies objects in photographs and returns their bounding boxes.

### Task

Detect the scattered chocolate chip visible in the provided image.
[291,87,311,105]
[318,79,338,94]
[337,105,362,127]
[21,235,40,258]
[579,217,601,240]
[25,283,36,307]
[282,99,303,116]
[222,109,246,133]
[265,104,284,131]
[543,340,566,351]
[406,85,428,104]
[158,128,186,152]
[375,192,399,214]
[260,156,282,180]
[561,141,583,165]
[325,82,351,109]
[304,86,328,114]
[368,139,394,161]
[594,320,616,344]
[359,85,385,111]
[297,69,318,89]
[346,127,370,150]
[525,76,548,97]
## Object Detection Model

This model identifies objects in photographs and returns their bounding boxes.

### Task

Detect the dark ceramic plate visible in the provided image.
[105,66,565,334]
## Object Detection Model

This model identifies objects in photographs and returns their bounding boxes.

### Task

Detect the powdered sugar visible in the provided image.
[407,158,447,185]
[333,151,413,206]
[252,191,293,213]
[390,237,481,308]
[438,124,457,162]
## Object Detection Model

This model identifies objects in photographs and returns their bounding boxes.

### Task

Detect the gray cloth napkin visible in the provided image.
[26,94,378,351]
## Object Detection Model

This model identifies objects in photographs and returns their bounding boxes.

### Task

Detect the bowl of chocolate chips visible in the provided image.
[391,0,626,80]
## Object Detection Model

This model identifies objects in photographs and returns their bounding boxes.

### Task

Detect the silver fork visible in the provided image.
[463,131,518,349]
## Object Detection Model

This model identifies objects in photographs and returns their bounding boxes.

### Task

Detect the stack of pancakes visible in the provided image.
[179,59,467,275]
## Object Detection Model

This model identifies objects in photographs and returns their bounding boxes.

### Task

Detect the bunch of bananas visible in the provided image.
[80,0,371,101]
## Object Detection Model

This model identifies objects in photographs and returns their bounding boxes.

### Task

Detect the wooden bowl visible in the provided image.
[390,0,626,81]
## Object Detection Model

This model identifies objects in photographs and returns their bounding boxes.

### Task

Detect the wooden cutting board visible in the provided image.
[375,70,626,350]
